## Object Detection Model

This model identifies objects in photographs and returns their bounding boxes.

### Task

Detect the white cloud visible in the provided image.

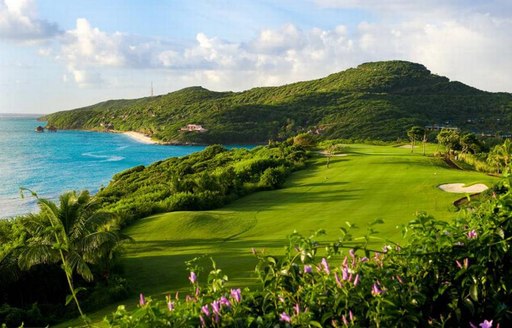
[0,0,60,41]
[61,18,125,67]
[70,69,104,88]
[42,5,512,93]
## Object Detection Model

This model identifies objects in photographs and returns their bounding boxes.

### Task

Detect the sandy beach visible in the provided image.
[122,131,158,144]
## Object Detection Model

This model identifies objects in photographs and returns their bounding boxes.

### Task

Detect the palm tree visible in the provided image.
[17,189,130,325]
[407,126,425,153]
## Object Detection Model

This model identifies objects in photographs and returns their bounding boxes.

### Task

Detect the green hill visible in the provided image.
[42,61,512,143]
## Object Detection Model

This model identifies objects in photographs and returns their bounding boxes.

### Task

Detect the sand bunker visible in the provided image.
[438,183,488,193]
[398,144,417,149]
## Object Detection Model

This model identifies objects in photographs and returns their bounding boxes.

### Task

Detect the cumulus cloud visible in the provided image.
[0,0,60,41]
[44,4,512,92]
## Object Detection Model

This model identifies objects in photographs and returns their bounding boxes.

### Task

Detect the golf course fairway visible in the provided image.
[121,144,497,296]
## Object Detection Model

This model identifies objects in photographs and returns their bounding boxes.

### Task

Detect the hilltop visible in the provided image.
[42,61,512,143]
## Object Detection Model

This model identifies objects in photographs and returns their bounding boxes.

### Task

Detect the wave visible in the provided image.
[105,156,125,162]
[82,152,125,162]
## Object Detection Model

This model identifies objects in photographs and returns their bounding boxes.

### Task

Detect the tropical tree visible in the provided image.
[487,139,512,173]
[17,190,129,325]
[460,133,482,154]
[407,126,424,153]
[436,129,461,155]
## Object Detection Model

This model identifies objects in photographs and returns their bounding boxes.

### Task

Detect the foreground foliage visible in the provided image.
[107,177,512,327]
[0,191,130,326]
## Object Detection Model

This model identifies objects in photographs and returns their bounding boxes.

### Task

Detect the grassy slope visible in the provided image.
[57,144,497,327]
[43,61,512,144]
[122,144,496,295]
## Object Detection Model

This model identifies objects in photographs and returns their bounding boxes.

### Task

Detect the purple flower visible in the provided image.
[304,265,312,274]
[349,249,355,258]
[280,312,291,323]
[212,300,221,315]
[230,288,241,303]
[201,304,210,317]
[165,294,174,311]
[360,256,369,262]
[335,273,342,287]
[321,258,330,275]
[467,229,478,239]
[139,293,145,306]
[199,315,206,328]
[342,315,348,325]
[294,303,300,315]
[349,310,354,322]
[220,296,231,308]
[371,283,382,296]
[479,319,493,328]
[342,267,349,281]
[456,260,463,269]
[189,272,197,284]
[353,274,360,286]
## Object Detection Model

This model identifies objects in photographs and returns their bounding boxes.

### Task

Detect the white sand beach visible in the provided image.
[438,183,488,193]
[123,131,158,144]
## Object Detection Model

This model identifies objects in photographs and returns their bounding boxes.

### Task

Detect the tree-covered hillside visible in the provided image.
[42,61,512,143]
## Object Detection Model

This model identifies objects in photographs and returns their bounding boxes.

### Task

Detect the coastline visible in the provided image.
[121,131,159,144]
[37,123,262,146]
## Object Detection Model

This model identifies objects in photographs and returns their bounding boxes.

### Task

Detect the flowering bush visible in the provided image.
[106,178,512,327]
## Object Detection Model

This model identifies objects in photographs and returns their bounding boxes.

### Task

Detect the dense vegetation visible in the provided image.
[0,191,129,326]
[95,141,308,224]
[42,61,512,144]
[105,175,512,327]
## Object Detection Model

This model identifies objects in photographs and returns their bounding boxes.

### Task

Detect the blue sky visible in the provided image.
[1,0,512,113]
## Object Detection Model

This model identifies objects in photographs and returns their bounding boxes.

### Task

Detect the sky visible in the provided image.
[1,0,512,114]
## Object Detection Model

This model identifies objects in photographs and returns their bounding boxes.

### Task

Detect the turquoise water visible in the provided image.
[0,114,209,218]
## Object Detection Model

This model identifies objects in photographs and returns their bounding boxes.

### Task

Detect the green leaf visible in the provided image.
[309,321,323,327]
[469,284,478,302]
[65,294,74,306]
[463,298,475,315]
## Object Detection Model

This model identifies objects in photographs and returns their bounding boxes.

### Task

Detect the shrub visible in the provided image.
[259,165,288,189]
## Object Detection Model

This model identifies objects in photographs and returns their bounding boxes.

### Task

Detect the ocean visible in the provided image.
[0,114,209,218]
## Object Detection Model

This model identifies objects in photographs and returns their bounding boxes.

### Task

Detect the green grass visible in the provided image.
[58,144,497,327]
[121,144,496,293]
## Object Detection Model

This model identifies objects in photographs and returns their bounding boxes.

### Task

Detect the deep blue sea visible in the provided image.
[0,114,211,218]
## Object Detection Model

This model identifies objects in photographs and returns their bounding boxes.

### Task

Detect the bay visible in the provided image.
[0,114,211,218]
